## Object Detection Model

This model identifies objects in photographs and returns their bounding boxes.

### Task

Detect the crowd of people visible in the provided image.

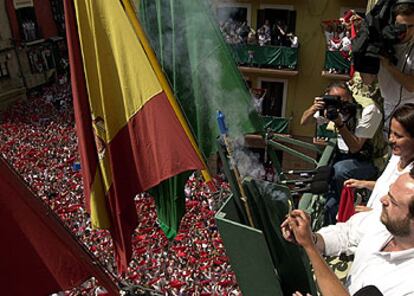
[323,23,351,52]
[219,18,298,48]
[321,11,363,74]
[0,80,242,295]
[2,2,414,296]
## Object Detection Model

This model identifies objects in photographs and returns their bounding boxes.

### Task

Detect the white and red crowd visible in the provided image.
[0,80,241,296]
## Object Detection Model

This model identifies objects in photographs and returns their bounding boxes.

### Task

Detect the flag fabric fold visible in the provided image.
[65,0,205,273]
[0,157,90,296]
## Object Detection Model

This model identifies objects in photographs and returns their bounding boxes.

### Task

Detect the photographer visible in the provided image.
[371,2,414,123]
[300,82,382,222]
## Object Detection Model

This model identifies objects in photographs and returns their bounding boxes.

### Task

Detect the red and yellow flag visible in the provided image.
[65,0,207,273]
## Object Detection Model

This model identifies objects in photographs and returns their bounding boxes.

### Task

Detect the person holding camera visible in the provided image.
[301,82,382,223]
[377,2,414,124]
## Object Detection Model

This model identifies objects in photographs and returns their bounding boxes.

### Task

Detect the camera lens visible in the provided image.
[326,107,339,120]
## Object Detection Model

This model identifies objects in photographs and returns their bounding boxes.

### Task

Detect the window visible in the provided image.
[27,44,55,73]
[0,61,10,79]
[50,0,65,36]
[15,7,41,42]
[257,78,287,117]
[256,5,296,47]
[216,3,252,26]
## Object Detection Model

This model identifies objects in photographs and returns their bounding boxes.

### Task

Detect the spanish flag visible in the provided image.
[65,0,207,273]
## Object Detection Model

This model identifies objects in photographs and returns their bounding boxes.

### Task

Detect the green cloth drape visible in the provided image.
[136,0,264,159]
[150,172,190,239]
[232,45,298,69]
[324,51,350,73]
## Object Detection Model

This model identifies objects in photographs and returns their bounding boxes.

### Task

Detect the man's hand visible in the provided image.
[281,210,314,249]
[312,97,325,113]
[332,116,344,128]
[344,178,366,189]
[344,178,376,190]
[300,97,325,126]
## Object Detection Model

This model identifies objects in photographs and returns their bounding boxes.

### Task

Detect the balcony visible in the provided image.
[321,50,350,80]
[231,45,299,76]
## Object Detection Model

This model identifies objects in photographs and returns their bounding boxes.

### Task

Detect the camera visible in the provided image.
[352,0,409,74]
[320,95,358,121]
[321,95,342,120]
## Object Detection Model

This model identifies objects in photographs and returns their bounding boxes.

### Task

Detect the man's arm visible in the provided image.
[381,57,414,92]
[281,210,350,296]
[333,103,382,153]
[301,98,324,126]
[334,119,367,153]
[304,246,350,296]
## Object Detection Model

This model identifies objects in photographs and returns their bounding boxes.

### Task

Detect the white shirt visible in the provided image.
[314,103,382,153]
[290,36,299,48]
[341,36,352,52]
[378,40,414,120]
[367,155,414,209]
[324,31,334,45]
[318,211,414,296]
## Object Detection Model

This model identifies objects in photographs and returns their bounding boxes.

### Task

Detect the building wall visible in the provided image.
[0,0,26,109]
[0,0,65,109]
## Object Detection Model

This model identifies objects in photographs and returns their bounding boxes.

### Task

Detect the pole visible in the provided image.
[217,111,255,228]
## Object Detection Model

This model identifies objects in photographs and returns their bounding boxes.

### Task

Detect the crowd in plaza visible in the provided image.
[0,81,241,296]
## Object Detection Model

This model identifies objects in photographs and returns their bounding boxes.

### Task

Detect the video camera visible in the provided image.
[352,0,410,74]
[320,95,358,121]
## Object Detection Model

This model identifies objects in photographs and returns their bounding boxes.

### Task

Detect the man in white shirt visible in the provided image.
[301,82,382,223]
[282,171,414,296]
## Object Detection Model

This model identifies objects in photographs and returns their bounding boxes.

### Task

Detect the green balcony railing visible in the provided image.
[231,44,298,70]
[324,50,351,74]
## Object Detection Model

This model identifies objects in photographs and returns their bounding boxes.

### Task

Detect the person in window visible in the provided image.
[272,20,288,46]
[287,33,299,48]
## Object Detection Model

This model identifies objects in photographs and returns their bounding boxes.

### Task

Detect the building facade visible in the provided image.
[213,0,367,169]
[0,0,66,109]
[213,0,367,135]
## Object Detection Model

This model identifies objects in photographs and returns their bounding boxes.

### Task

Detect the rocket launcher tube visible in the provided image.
[217,110,255,227]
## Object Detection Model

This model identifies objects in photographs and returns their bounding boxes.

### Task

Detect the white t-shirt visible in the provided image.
[341,36,351,52]
[367,154,414,209]
[378,40,414,120]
